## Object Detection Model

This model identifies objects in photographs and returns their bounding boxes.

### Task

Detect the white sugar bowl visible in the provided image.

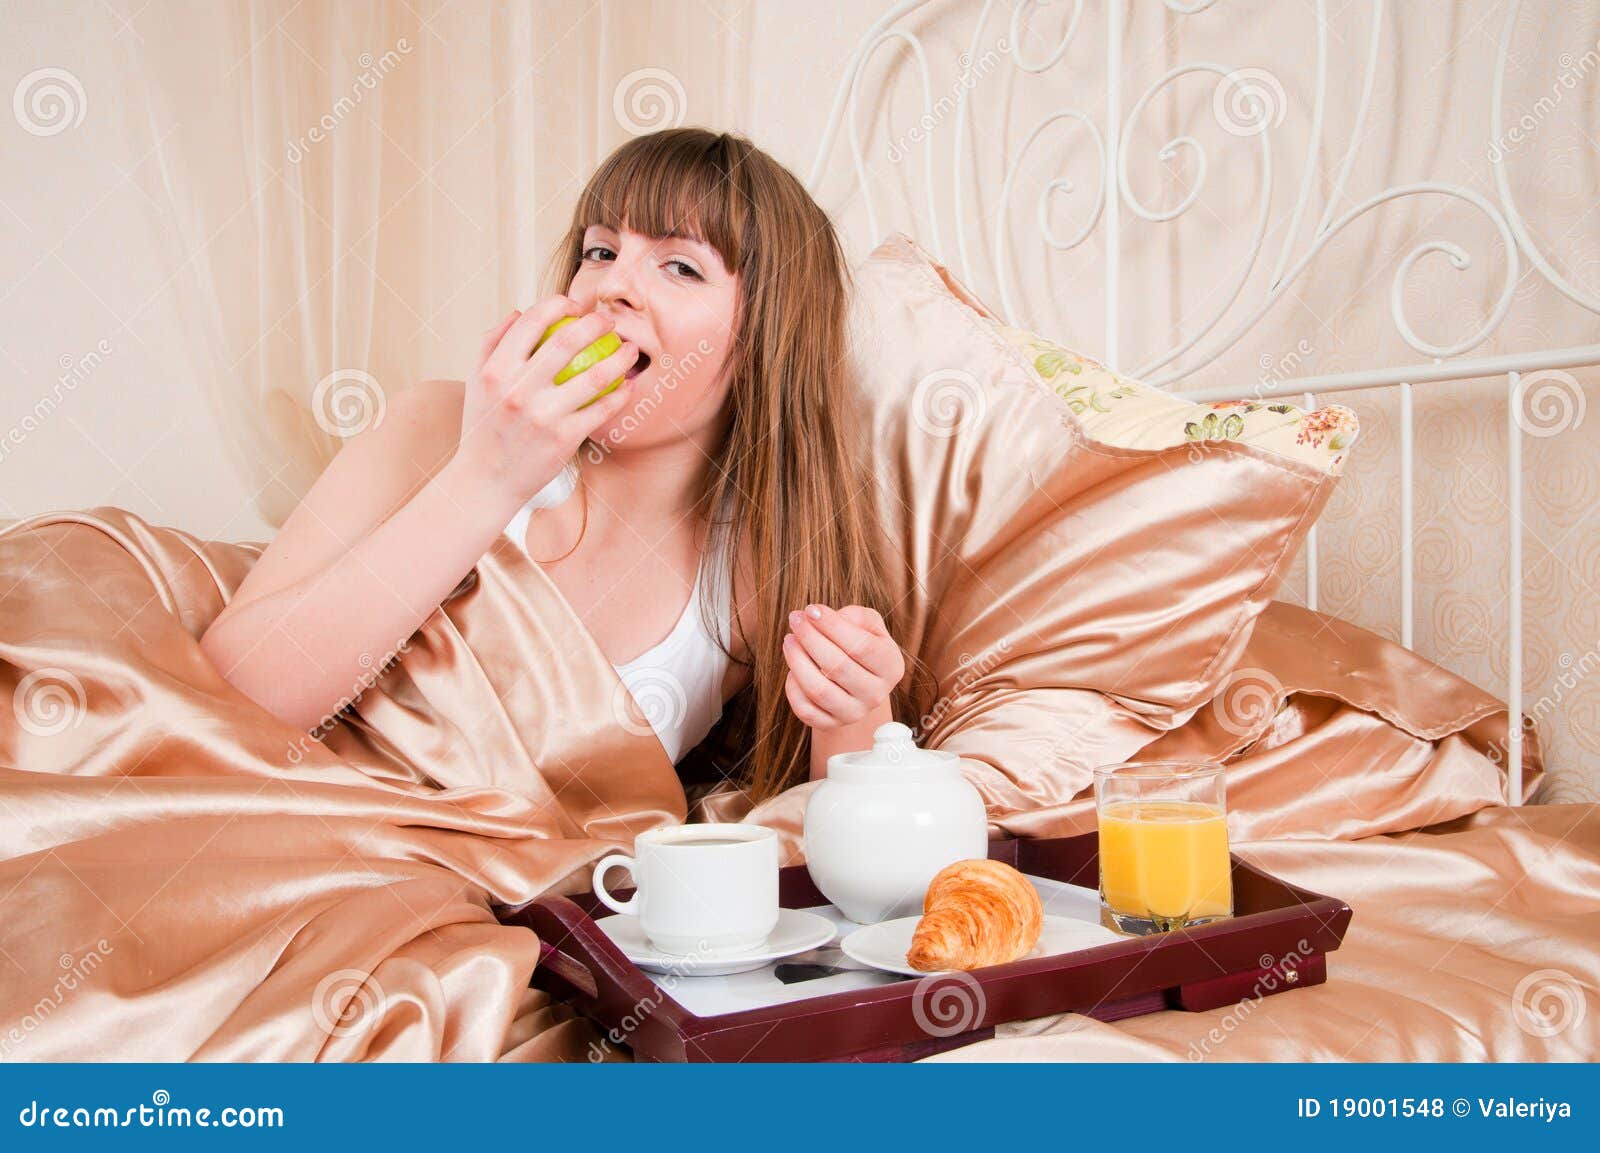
[803,721,989,924]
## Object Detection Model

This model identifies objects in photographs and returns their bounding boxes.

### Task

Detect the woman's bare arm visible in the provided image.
[808,699,894,781]
[200,300,642,733]
[198,381,521,732]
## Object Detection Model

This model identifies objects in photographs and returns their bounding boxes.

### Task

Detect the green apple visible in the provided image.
[536,316,624,409]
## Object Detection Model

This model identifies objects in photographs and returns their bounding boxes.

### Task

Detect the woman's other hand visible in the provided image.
[781,604,905,730]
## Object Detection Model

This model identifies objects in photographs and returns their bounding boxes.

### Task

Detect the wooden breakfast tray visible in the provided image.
[496,832,1353,1062]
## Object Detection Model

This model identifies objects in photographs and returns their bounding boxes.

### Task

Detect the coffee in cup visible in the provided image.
[591,823,780,956]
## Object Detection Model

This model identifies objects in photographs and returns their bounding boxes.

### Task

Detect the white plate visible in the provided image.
[839,913,1125,977]
[595,908,838,976]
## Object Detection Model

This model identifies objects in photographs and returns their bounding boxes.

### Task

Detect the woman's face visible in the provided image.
[565,222,741,449]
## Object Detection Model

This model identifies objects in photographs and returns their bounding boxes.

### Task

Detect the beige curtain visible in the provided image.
[111,0,756,527]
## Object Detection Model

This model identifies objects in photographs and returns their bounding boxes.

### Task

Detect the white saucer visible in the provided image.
[595,908,838,976]
[840,913,1124,977]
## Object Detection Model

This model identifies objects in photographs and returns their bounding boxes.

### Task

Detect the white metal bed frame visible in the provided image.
[804,0,1600,806]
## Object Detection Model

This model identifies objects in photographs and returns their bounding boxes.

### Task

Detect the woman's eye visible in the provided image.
[581,245,701,281]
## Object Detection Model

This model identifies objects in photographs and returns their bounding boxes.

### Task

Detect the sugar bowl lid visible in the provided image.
[825,721,960,782]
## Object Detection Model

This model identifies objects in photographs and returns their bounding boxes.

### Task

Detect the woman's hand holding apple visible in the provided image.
[453,294,641,506]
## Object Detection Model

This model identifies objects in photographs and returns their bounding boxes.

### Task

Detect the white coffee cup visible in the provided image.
[591,823,780,956]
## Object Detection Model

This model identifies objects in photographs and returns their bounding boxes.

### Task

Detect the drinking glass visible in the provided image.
[1094,762,1233,935]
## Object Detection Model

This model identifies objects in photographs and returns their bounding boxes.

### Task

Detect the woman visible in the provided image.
[200,128,934,806]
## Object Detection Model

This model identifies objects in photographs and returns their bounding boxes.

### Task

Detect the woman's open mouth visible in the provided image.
[625,352,652,380]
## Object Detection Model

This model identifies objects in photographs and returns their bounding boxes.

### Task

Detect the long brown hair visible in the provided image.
[541,128,935,805]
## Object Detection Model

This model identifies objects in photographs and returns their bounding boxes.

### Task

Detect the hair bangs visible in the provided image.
[575,133,746,277]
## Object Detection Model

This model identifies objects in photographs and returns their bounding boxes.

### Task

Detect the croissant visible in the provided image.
[906,859,1043,971]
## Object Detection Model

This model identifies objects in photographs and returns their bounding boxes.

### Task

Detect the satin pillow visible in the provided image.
[847,232,1357,779]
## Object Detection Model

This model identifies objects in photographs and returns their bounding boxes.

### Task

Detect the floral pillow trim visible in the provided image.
[992,323,1358,476]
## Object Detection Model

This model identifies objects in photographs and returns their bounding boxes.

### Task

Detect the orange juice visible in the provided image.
[1098,800,1232,928]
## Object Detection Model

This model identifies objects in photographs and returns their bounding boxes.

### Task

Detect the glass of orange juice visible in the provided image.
[1094,762,1233,935]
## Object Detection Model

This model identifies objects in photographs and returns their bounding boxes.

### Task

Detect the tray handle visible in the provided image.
[536,938,598,999]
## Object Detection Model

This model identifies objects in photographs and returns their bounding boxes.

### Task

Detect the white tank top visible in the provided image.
[503,461,734,765]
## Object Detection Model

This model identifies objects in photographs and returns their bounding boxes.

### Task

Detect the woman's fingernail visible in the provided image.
[783,633,795,648]
[806,605,823,620]
[788,610,802,630]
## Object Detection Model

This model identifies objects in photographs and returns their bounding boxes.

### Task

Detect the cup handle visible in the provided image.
[592,853,641,915]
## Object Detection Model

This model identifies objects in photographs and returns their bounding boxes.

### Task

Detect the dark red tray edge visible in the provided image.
[496,832,1353,1063]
